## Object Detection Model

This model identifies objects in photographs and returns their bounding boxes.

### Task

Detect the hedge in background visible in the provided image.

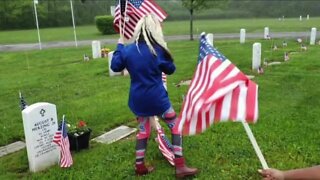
[95,15,116,35]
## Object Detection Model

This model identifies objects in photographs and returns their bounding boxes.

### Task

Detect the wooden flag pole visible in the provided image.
[242,121,269,169]
[33,0,42,50]
[118,0,123,37]
[70,0,78,47]
[118,0,128,40]
[122,0,128,40]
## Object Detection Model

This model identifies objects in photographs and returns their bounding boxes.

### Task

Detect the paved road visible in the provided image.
[0,31,310,52]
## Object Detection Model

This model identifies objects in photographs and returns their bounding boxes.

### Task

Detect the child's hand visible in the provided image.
[118,34,124,44]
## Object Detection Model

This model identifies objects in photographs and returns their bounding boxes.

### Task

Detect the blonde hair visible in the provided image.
[132,13,169,56]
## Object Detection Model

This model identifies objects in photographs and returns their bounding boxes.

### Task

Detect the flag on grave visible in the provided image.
[175,33,259,135]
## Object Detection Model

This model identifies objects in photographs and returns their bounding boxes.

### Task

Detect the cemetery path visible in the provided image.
[0,31,310,52]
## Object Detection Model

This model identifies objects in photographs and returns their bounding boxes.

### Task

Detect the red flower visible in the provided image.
[78,120,87,128]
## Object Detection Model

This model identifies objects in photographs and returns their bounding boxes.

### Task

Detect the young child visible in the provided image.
[111,14,198,178]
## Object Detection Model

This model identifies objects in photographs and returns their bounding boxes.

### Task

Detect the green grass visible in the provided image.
[0,17,319,44]
[0,25,119,45]
[1,37,320,179]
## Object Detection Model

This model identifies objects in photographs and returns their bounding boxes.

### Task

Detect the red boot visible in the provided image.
[135,163,155,176]
[174,157,199,178]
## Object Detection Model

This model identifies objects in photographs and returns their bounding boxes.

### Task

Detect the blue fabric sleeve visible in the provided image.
[111,44,126,72]
[156,47,176,75]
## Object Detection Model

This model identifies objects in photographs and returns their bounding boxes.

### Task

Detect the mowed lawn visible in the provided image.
[0,17,319,44]
[1,37,320,179]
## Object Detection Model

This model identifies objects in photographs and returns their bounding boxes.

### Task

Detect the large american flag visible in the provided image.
[175,33,258,135]
[113,0,167,39]
[53,118,73,168]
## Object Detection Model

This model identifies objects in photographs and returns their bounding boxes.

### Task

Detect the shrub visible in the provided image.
[95,15,116,35]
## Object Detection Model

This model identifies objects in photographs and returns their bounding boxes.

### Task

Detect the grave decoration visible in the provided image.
[101,48,110,58]
[282,41,287,47]
[284,52,290,61]
[272,45,278,51]
[83,54,90,61]
[301,44,307,51]
[67,120,92,151]
[297,38,302,43]
[257,66,264,74]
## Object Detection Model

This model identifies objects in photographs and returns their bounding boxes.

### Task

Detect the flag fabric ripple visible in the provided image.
[175,33,259,136]
[113,0,167,39]
[53,119,73,168]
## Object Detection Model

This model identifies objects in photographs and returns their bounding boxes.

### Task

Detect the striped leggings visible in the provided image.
[135,107,182,165]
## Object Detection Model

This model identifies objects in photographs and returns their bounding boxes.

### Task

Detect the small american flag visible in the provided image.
[113,0,167,39]
[19,92,28,110]
[156,127,174,165]
[175,33,258,135]
[152,72,174,165]
[53,116,73,168]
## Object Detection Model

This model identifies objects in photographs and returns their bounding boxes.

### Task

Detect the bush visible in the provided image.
[95,15,116,35]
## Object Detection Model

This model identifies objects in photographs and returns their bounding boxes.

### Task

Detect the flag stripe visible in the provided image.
[230,86,240,120]
[246,80,258,122]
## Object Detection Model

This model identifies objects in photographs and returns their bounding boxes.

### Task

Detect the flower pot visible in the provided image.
[68,129,92,151]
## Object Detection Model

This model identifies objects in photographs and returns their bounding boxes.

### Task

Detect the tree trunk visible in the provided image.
[190,8,193,40]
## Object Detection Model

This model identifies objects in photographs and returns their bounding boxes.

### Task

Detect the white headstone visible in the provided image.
[122,69,129,76]
[264,27,269,39]
[92,41,101,59]
[108,51,122,76]
[299,15,302,21]
[22,102,59,172]
[307,14,309,20]
[206,33,214,47]
[240,28,246,44]
[252,43,261,70]
[110,6,115,17]
[310,27,317,45]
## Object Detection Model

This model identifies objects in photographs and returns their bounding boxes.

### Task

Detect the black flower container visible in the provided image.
[68,129,92,151]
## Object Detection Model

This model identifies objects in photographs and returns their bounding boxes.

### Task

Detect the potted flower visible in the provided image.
[67,120,92,151]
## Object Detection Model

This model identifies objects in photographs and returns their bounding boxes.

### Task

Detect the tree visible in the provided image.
[181,0,229,40]
[181,0,207,40]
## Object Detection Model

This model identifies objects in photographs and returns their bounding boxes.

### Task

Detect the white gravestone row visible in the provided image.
[240,28,246,44]
[108,51,129,77]
[22,102,59,172]
[92,40,101,59]
[310,28,317,45]
[206,33,214,47]
[264,27,270,39]
[252,43,261,70]
[110,6,115,17]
